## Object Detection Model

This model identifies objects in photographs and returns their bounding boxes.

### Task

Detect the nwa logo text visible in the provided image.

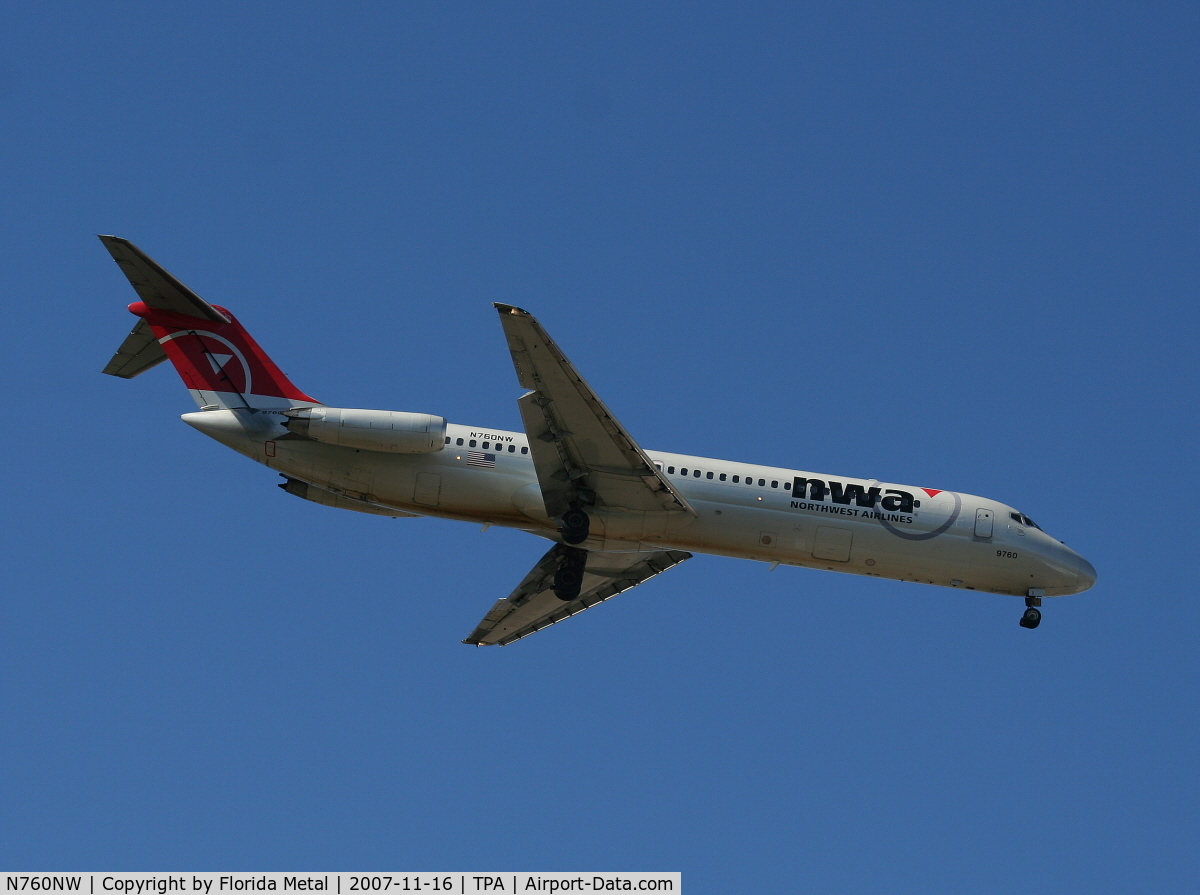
[790,478,919,523]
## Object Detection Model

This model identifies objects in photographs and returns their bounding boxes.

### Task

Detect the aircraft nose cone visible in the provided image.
[1072,554,1097,592]
[1055,544,1097,594]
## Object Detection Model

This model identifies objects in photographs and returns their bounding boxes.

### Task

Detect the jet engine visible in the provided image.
[282,407,446,453]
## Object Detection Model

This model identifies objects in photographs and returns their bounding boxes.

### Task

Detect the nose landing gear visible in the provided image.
[1020,591,1043,629]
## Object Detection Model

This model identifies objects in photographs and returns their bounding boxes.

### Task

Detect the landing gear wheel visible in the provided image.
[1019,607,1042,629]
[553,565,584,600]
[559,508,591,545]
[553,547,588,601]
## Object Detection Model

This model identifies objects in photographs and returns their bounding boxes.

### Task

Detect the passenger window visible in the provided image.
[719,473,727,481]
[444,436,450,444]
[654,461,663,471]
[693,469,701,477]
[707,471,713,479]
[732,475,739,483]
[483,442,490,450]
[668,466,675,474]
[771,481,778,488]
[521,446,528,454]
[758,479,765,486]
[509,444,515,452]
[456,438,464,446]
[681,468,688,475]
[469,440,477,447]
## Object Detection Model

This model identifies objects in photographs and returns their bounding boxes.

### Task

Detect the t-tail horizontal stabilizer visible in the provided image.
[99,235,320,410]
[102,318,168,379]
[98,235,230,323]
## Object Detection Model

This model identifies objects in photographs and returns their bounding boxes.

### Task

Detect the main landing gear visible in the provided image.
[553,508,592,600]
[553,546,588,601]
[559,507,591,545]
[1020,591,1043,629]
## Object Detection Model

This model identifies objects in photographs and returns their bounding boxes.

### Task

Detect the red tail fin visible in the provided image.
[130,302,320,409]
[99,236,320,409]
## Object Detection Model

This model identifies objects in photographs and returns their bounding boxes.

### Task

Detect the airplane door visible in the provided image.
[974,508,994,539]
[414,472,442,507]
[813,526,853,562]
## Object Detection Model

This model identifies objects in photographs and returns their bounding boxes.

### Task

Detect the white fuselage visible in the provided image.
[185,408,1096,600]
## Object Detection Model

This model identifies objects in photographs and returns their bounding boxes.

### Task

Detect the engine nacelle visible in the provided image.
[283,407,446,453]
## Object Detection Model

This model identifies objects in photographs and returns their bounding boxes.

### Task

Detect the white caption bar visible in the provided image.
[2,875,679,895]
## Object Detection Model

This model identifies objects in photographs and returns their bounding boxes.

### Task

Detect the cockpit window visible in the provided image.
[1010,511,1042,530]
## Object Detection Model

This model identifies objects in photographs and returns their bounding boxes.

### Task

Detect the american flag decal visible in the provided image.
[466,450,496,468]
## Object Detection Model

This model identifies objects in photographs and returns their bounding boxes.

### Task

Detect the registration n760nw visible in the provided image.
[99,236,1096,643]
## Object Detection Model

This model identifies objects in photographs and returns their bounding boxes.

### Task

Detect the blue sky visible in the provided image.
[1,2,1197,890]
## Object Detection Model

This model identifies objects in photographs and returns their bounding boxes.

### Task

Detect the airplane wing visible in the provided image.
[463,544,692,646]
[495,303,696,520]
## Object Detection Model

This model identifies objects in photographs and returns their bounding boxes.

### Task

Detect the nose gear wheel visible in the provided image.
[1020,594,1042,629]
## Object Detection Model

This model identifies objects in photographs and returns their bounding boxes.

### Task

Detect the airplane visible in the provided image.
[99,235,1097,645]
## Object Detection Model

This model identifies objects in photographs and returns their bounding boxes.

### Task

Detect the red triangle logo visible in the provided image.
[920,489,942,498]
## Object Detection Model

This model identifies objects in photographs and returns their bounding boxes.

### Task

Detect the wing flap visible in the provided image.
[464,544,691,646]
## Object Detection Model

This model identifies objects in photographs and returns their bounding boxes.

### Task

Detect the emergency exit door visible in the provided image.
[974,508,994,539]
